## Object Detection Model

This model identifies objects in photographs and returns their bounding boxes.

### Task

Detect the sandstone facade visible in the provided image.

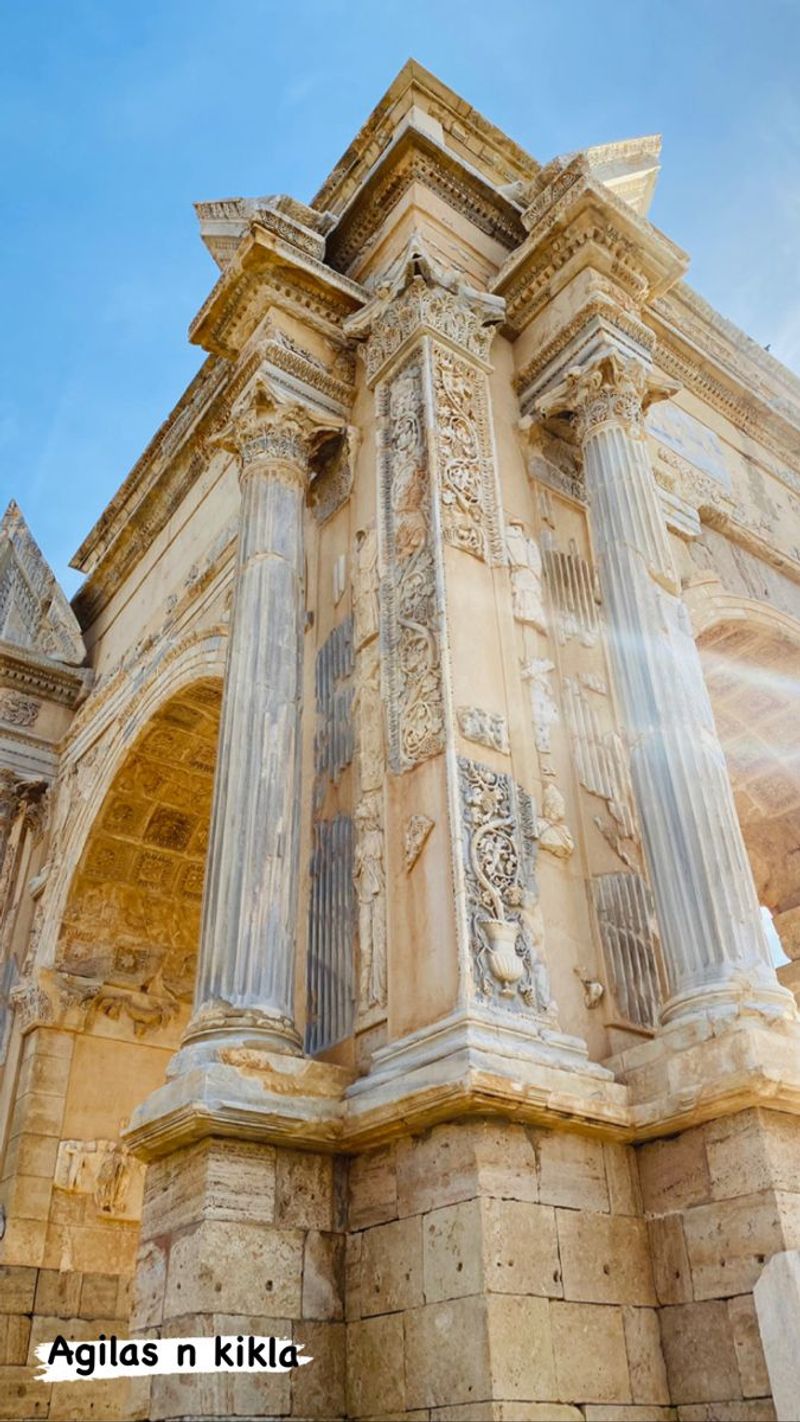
[2,60,800,1420]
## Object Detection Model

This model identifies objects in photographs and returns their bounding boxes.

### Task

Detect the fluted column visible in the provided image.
[186,381,331,1055]
[538,348,794,1024]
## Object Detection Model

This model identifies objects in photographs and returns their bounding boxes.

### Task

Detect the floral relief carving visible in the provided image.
[431,345,503,563]
[379,355,445,773]
[458,756,552,1015]
[404,813,434,873]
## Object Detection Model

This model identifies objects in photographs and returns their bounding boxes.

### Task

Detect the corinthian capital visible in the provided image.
[535,348,678,443]
[220,378,343,484]
[344,233,505,385]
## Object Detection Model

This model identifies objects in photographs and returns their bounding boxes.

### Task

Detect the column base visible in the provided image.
[660,959,797,1027]
[181,1000,304,1056]
[607,1005,800,1135]
[123,1040,351,1161]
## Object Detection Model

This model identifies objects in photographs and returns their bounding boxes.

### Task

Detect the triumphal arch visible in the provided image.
[2,60,800,1420]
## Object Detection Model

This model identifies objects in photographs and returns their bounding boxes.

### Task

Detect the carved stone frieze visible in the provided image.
[352,528,379,653]
[0,693,40,727]
[457,705,510,755]
[563,675,638,843]
[309,427,359,524]
[0,502,86,665]
[53,1138,142,1219]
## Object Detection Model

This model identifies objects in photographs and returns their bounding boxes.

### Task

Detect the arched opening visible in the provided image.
[699,617,800,973]
[56,678,222,1027]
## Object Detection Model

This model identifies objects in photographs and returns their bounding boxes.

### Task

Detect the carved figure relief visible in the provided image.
[353,528,379,652]
[404,814,434,873]
[521,658,559,776]
[354,791,387,1012]
[379,355,445,772]
[457,756,552,1015]
[536,783,575,859]
[506,521,547,632]
[53,1139,140,1219]
[457,706,510,755]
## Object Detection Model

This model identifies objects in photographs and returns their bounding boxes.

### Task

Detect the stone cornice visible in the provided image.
[312,58,538,218]
[325,123,527,276]
[189,221,366,359]
[0,640,91,708]
[492,157,689,335]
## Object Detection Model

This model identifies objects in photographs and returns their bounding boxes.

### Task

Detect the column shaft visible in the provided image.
[193,464,305,1044]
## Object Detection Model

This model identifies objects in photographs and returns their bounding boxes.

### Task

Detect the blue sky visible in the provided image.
[2,0,799,594]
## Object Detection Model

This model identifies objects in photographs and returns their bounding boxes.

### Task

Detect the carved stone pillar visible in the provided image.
[0,769,18,880]
[537,346,794,1024]
[185,380,336,1056]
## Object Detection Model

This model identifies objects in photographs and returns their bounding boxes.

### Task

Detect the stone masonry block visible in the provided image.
[165,1220,304,1320]
[139,1138,277,1242]
[302,1230,344,1321]
[276,1149,335,1231]
[622,1306,670,1404]
[683,1193,785,1300]
[356,1213,423,1318]
[404,1295,491,1411]
[291,1318,345,1419]
[551,1301,631,1404]
[557,1211,656,1305]
[486,1293,557,1402]
[604,1144,643,1216]
[0,1267,37,1315]
[347,1313,405,1418]
[482,1198,562,1299]
[648,1214,694,1305]
[347,1145,397,1232]
[659,1300,742,1404]
[728,1293,770,1399]
[33,1268,82,1318]
[534,1131,609,1213]
[397,1123,485,1217]
[637,1128,712,1216]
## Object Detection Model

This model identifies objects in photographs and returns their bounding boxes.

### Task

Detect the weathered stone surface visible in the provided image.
[276,1149,335,1230]
[291,1319,345,1418]
[405,1296,492,1410]
[683,1193,785,1300]
[623,1305,670,1404]
[659,1300,742,1404]
[348,1145,398,1231]
[165,1221,304,1318]
[486,1293,557,1401]
[534,1131,609,1213]
[140,1139,277,1241]
[557,1211,656,1305]
[648,1214,694,1305]
[729,1293,770,1399]
[551,1300,631,1404]
[347,1313,405,1418]
[638,1130,712,1215]
[354,1214,423,1317]
[604,1144,643,1216]
[302,1230,344,1321]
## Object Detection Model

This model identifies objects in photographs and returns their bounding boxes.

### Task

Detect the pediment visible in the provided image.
[0,502,86,665]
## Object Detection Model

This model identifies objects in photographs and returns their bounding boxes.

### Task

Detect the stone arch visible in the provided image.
[54,675,223,1018]
[35,629,226,976]
[696,595,800,960]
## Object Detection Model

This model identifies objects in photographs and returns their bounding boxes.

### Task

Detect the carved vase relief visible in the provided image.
[457,756,552,1015]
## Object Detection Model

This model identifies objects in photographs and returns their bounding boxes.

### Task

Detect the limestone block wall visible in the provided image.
[345,1117,669,1421]
[132,1138,346,1421]
[639,1107,800,1419]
